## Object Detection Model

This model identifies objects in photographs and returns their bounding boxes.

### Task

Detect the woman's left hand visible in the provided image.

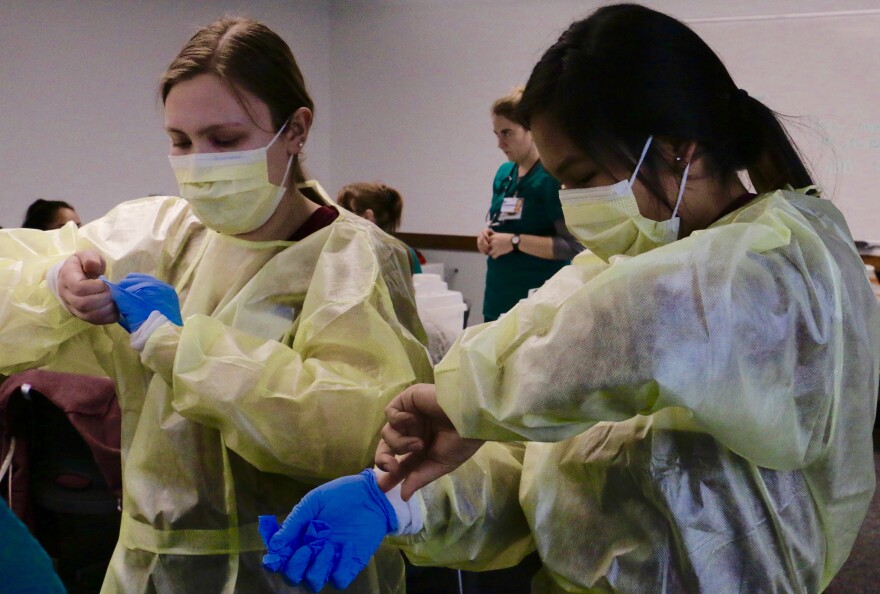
[486,232,515,259]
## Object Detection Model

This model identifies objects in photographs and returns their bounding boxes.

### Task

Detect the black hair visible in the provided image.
[519,3,813,203]
[22,199,76,230]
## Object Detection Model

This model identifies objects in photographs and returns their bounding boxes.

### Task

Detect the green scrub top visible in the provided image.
[407,246,422,274]
[483,160,568,321]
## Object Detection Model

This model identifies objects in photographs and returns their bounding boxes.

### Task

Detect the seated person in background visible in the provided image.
[23,199,82,230]
[337,182,423,273]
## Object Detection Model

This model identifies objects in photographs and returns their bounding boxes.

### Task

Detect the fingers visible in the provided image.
[258,515,280,546]
[59,254,117,324]
[330,542,357,590]
[270,503,312,551]
[408,383,447,419]
[381,418,424,456]
[304,545,335,592]
[283,545,314,586]
[399,463,448,502]
[486,233,513,259]
[78,250,106,279]
[477,229,496,255]
[374,439,401,476]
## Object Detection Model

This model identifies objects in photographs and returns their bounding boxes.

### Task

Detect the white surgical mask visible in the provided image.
[559,135,688,261]
[169,122,294,235]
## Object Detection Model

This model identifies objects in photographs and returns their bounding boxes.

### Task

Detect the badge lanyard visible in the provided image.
[487,165,526,227]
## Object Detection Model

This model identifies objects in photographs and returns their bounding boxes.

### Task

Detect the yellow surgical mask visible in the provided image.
[169,123,293,236]
[560,135,688,261]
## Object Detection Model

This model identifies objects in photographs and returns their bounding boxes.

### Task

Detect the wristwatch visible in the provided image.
[511,234,521,252]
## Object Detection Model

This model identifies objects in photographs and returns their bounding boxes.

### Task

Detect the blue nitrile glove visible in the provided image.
[260,470,398,592]
[101,273,183,333]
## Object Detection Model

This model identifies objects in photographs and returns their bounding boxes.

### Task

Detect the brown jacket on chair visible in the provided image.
[0,369,121,526]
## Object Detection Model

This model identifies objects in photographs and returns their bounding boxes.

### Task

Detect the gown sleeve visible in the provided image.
[389,441,534,571]
[435,193,879,472]
[139,227,434,479]
[0,196,199,375]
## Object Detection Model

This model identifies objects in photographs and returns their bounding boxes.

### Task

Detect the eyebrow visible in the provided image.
[165,122,248,135]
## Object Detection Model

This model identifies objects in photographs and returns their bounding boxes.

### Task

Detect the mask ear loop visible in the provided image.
[279,154,295,190]
[269,119,296,190]
[628,135,654,188]
[671,161,689,220]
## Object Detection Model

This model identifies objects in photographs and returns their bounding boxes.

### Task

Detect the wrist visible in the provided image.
[372,468,423,535]
[45,260,69,310]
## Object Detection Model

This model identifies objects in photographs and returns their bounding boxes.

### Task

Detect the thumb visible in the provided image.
[79,251,106,279]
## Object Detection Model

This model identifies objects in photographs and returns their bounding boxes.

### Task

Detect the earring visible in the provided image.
[298,142,305,148]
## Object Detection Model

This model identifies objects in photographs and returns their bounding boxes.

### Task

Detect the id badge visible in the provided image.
[499,197,524,221]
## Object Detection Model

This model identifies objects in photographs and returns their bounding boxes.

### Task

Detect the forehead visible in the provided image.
[163,73,272,131]
[529,112,586,174]
[492,114,521,131]
[54,208,78,221]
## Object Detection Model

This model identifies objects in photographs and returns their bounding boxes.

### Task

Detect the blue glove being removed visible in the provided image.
[259,470,398,592]
[101,273,183,333]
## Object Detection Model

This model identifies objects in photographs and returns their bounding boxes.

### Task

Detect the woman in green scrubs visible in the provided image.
[478,88,582,322]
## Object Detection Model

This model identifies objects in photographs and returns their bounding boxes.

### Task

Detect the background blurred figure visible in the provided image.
[479,87,582,322]
[337,182,423,274]
[22,199,82,230]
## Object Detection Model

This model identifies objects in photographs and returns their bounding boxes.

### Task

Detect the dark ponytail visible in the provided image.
[737,93,814,193]
[519,3,813,204]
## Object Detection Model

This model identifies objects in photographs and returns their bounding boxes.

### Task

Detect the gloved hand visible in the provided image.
[259,470,398,592]
[101,273,183,333]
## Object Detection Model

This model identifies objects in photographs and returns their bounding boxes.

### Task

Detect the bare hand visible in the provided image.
[487,232,515,259]
[375,383,483,500]
[57,251,117,324]
[477,228,494,255]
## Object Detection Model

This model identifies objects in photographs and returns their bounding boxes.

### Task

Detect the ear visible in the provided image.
[285,106,313,157]
[362,209,377,224]
[677,140,698,170]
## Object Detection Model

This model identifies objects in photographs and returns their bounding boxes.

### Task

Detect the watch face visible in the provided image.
[512,235,520,245]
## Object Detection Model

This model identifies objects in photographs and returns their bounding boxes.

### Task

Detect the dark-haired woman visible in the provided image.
[267,4,879,593]
[0,16,430,594]
[22,198,81,230]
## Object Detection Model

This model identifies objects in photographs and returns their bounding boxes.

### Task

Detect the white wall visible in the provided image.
[0,0,332,228]
[2,0,877,324]
[325,0,880,323]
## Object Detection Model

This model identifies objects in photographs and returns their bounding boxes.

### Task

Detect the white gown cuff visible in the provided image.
[372,468,424,536]
[130,311,171,352]
[46,261,67,309]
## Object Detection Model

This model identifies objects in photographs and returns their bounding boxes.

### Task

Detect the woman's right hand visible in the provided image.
[375,383,484,501]
[477,228,494,255]
[57,251,118,325]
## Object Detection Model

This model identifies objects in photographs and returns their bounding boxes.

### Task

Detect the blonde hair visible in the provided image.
[491,86,526,126]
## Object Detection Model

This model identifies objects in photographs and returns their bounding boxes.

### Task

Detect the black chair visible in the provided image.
[22,384,121,594]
